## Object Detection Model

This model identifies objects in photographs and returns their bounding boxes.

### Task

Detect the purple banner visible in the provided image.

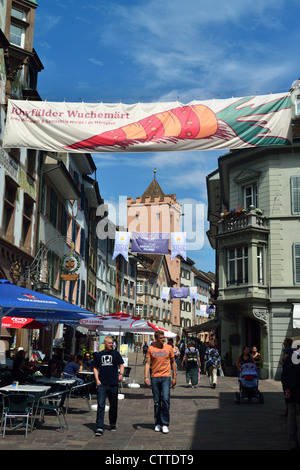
[131,232,169,255]
[171,232,186,260]
[112,231,131,261]
[170,287,189,299]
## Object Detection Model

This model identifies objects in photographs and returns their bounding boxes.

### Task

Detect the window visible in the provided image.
[257,246,264,284]
[10,23,25,47]
[49,188,58,228]
[136,281,143,294]
[293,243,300,285]
[3,176,18,243]
[27,150,36,177]
[227,246,248,286]
[22,194,34,251]
[244,184,257,210]
[136,304,143,316]
[295,95,300,116]
[291,176,300,214]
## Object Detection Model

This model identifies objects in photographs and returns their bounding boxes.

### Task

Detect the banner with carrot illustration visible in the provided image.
[3,93,292,153]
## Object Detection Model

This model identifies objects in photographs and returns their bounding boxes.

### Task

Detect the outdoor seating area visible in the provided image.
[0,377,96,438]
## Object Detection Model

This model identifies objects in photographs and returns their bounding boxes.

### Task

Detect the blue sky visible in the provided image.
[33,0,300,274]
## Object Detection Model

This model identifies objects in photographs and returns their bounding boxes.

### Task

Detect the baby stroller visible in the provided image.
[234,363,264,404]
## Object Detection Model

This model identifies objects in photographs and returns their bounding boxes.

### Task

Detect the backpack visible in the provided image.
[187,349,198,363]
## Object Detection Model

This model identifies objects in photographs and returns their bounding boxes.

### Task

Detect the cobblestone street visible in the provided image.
[0,352,290,453]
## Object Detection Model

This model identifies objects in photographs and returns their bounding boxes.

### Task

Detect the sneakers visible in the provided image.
[155,424,169,433]
[110,425,117,432]
[95,428,103,436]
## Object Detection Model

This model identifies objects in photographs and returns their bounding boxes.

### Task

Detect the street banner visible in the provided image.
[3,94,291,153]
[170,287,189,299]
[131,232,169,254]
[112,231,131,261]
[171,232,186,261]
[189,286,197,300]
[200,305,209,317]
[207,304,216,315]
[161,287,170,301]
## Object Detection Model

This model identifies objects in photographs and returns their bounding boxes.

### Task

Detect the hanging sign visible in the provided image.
[112,231,131,261]
[3,94,291,153]
[60,250,80,281]
[131,232,169,254]
[171,232,186,260]
[170,287,189,299]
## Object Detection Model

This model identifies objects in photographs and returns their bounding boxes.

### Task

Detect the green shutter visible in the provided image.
[293,243,300,284]
[291,176,300,214]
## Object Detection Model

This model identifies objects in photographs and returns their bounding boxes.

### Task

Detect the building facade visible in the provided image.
[206,80,300,379]
[0,0,43,352]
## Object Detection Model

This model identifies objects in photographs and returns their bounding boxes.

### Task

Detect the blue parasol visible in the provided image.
[0,279,96,324]
[0,280,97,357]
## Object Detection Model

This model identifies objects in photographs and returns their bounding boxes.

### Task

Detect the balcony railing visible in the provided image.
[218,212,268,234]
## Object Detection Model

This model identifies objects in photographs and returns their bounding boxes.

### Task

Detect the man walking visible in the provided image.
[93,335,124,436]
[144,330,176,434]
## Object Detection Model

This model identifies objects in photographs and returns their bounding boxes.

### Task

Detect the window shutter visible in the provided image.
[293,243,300,284]
[291,176,300,214]
[143,304,148,316]
[80,228,85,256]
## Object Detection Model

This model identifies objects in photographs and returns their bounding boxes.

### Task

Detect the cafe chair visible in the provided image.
[119,366,131,393]
[2,393,35,439]
[33,391,68,432]
[66,382,93,415]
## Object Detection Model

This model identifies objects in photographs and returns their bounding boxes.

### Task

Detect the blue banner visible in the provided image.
[131,232,169,254]
[170,287,189,299]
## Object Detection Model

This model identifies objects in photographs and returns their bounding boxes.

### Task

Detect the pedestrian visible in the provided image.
[63,354,84,384]
[93,335,124,436]
[167,338,179,385]
[236,346,254,373]
[182,341,200,388]
[251,345,262,367]
[179,339,186,362]
[280,338,294,416]
[142,341,149,364]
[144,330,176,434]
[281,342,300,450]
[205,343,221,388]
[82,352,93,371]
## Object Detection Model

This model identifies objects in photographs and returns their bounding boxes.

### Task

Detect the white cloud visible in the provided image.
[88,58,104,66]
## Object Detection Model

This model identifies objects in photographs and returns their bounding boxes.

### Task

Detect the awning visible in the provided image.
[293,304,300,328]
[184,318,220,334]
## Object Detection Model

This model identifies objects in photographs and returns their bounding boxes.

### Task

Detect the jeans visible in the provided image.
[151,376,171,426]
[96,384,118,429]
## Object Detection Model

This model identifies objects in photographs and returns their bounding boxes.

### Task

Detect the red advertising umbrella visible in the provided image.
[1,316,46,329]
[79,312,150,333]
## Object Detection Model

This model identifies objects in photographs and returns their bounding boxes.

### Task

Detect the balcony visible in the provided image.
[217,207,269,235]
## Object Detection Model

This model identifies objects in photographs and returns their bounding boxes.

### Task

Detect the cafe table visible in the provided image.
[77,371,94,382]
[35,377,76,386]
[0,384,51,394]
[0,384,52,433]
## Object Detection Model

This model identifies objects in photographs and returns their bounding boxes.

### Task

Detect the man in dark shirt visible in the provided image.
[93,335,124,436]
